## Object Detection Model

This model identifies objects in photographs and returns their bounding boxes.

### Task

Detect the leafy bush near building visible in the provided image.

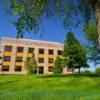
[25,52,37,74]
[95,67,100,75]
[53,57,63,74]
[81,70,93,75]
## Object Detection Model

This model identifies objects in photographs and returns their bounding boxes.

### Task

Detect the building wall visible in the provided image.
[0,37,72,74]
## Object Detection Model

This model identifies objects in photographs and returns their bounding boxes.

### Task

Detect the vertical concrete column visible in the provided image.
[34,48,39,73]
[10,46,16,73]
[23,47,28,72]
[0,45,4,72]
[44,49,48,74]
[54,49,57,60]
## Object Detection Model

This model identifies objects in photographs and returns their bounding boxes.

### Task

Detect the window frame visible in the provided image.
[16,57,23,62]
[17,47,24,53]
[4,56,11,62]
[4,46,12,52]
[39,58,44,63]
[39,49,44,54]
[48,49,54,55]
[48,58,54,63]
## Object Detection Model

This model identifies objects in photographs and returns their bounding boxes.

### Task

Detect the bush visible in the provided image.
[53,66,63,74]
[53,57,63,74]
[81,70,93,75]
[95,67,100,75]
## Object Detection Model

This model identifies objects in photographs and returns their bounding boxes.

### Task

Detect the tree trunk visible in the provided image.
[95,0,100,46]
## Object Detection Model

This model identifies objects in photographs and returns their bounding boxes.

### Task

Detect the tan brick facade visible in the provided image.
[0,37,72,74]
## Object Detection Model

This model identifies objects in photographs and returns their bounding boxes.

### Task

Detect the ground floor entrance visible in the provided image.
[38,66,44,74]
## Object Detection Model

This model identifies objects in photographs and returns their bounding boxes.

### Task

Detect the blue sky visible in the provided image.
[0,1,98,71]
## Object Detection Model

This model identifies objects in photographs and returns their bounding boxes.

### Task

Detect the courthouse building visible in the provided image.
[0,37,72,74]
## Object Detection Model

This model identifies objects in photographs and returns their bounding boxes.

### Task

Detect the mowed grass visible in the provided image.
[0,74,100,100]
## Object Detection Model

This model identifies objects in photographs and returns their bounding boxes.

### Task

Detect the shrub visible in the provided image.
[53,57,63,74]
[95,67,100,75]
[81,70,93,75]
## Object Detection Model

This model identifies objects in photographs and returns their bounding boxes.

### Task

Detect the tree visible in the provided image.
[0,53,2,73]
[2,0,100,44]
[63,32,89,74]
[25,51,37,74]
[53,56,63,73]
[95,67,100,75]
[83,23,100,64]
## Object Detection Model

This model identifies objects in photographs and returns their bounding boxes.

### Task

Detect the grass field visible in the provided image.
[0,74,100,100]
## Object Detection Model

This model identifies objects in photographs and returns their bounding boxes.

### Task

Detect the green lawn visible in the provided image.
[0,74,100,100]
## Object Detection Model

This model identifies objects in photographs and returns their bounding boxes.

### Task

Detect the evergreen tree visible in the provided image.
[25,51,37,74]
[63,32,89,74]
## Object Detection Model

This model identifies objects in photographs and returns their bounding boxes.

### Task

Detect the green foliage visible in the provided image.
[95,67,100,75]
[2,0,97,37]
[83,23,100,64]
[81,70,93,75]
[63,32,89,74]
[25,52,37,74]
[53,57,63,73]
[0,75,100,100]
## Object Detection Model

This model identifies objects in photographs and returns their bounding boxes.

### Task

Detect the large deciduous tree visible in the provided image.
[63,32,89,74]
[83,23,100,64]
[2,0,100,44]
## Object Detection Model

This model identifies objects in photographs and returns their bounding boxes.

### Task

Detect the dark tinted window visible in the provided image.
[28,48,34,53]
[48,49,53,54]
[58,50,62,55]
[49,67,53,72]
[16,57,23,62]
[39,49,44,54]
[15,66,22,72]
[4,56,11,62]
[2,66,9,71]
[49,58,54,63]
[4,46,12,52]
[39,58,44,63]
[17,47,24,52]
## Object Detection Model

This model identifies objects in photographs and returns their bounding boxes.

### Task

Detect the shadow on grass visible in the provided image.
[37,73,100,78]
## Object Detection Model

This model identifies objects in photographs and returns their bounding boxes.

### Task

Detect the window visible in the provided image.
[4,56,11,62]
[49,58,54,63]
[28,48,34,53]
[16,57,23,62]
[39,58,44,63]
[15,66,22,72]
[48,49,53,55]
[49,67,53,72]
[4,46,12,52]
[58,50,62,55]
[2,65,9,71]
[39,49,44,54]
[17,47,24,53]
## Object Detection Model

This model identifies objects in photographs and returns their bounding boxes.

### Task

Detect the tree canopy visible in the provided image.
[63,32,89,74]
[83,23,100,64]
[2,0,98,38]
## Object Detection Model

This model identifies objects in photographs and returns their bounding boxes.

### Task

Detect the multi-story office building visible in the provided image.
[0,37,72,74]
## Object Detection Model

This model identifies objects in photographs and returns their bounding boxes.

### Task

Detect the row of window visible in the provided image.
[4,46,62,55]
[1,66,72,73]
[3,56,54,63]
[1,65,22,72]
[1,66,53,72]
